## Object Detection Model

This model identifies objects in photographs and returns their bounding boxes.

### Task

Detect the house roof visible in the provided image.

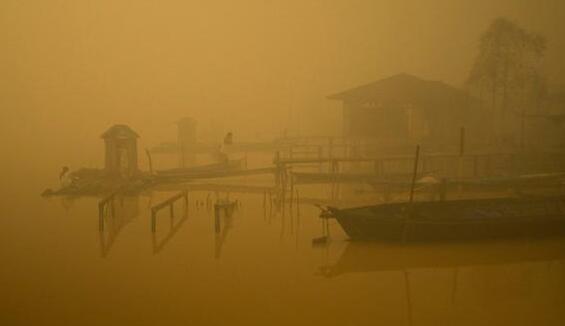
[327,73,474,109]
[101,124,139,139]
[176,117,197,126]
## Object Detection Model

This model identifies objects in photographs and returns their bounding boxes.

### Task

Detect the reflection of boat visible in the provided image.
[321,239,565,277]
[325,195,565,241]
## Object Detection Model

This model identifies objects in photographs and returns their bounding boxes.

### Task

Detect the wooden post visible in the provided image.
[459,127,465,156]
[409,145,420,203]
[151,210,157,233]
[145,149,154,175]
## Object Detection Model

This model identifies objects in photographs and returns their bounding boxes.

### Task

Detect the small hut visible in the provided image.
[328,74,484,145]
[101,125,139,178]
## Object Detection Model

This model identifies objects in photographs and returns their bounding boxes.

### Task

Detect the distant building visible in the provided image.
[177,117,197,167]
[328,74,484,146]
[101,125,139,178]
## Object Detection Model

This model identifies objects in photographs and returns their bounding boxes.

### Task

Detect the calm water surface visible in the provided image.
[2,172,565,326]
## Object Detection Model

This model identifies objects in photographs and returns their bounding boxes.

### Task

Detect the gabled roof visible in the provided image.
[327,73,473,109]
[177,117,197,126]
[101,124,139,139]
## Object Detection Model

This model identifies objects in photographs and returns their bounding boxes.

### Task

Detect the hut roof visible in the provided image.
[176,117,197,126]
[327,73,474,110]
[101,124,139,140]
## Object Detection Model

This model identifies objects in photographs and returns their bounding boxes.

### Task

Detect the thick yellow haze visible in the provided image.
[1,0,564,179]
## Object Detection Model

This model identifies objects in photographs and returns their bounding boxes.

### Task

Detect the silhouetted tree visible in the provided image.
[467,18,546,144]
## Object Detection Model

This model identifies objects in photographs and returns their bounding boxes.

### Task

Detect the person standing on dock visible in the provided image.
[223,132,233,146]
[59,166,74,188]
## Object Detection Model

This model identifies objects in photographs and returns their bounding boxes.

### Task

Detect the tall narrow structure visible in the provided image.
[101,125,139,178]
[177,117,197,167]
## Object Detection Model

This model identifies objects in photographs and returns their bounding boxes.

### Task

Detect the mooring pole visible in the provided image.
[409,145,420,203]
[458,127,465,194]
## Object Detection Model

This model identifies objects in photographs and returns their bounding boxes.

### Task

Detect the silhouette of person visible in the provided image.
[59,166,69,181]
[224,132,233,145]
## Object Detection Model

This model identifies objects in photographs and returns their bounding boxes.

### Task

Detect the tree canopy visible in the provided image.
[467,17,546,113]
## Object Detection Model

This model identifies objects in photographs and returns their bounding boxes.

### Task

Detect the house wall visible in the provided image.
[343,101,409,139]
[104,138,138,177]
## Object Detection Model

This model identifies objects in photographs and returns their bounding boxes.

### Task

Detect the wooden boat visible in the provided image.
[324,195,565,242]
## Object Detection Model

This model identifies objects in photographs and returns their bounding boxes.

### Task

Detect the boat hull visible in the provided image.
[330,196,565,242]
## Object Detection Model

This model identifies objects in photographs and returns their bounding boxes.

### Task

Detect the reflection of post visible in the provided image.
[152,205,189,255]
[296,189,300,217]
[214,206,221,234]
[404,270,414,326]
[98,191,118,232]
[99,195,139,257]
[451,268,459,304]
[99,203,105,232]
[290,172,294,211]
[151,191,188,233]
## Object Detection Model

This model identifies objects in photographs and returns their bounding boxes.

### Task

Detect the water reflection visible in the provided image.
[151,205,189,255]
[320,239,565,325]
[98,195,139,257]
[214,201,236,259]
[321,238,565,277]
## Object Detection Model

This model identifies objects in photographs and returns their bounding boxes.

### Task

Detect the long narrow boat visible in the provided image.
[324,195,565,242]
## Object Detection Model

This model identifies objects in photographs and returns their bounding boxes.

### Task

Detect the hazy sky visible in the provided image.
[1,0,564,172]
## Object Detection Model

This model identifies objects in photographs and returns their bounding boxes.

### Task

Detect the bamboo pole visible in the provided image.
[409,145,420,203]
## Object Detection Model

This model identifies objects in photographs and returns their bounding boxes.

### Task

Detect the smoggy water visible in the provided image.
[2,170,565,326]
